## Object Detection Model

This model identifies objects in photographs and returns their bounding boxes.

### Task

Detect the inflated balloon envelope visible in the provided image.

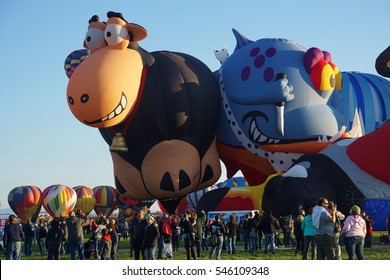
[65,11,221,201]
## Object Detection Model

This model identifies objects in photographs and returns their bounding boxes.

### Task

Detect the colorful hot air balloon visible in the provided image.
[73,185,96,215]
[8,185,42,221]
[186,185,218,210]
[93,185,118,217]
[42,184,76,218]
[219,177,249,188]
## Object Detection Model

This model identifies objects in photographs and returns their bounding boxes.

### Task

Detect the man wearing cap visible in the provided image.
[341,205,367,260]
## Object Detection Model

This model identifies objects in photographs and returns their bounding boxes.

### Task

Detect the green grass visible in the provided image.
[1,232,389,260]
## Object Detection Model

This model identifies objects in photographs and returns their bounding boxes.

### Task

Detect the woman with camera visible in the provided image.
[179,211,197,260]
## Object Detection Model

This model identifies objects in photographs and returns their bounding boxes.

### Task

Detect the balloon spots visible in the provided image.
[254,55,265,68]
[266,47,276,57]
[264,67,274,82]
[241,66,251,81]
[240,47,277,82]
[250,47,260,57]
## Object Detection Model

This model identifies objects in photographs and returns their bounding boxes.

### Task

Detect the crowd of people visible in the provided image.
[1,196,385,260]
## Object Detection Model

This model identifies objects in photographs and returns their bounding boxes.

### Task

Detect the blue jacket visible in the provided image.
[301,215,316,237]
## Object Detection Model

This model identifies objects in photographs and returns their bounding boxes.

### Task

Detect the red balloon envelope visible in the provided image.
[73,185,96,215]
[8,185,42,221]
[42,184,77,218]
[93,185,117,217]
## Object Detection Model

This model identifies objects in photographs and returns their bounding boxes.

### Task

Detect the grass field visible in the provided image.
[1,232,389,260]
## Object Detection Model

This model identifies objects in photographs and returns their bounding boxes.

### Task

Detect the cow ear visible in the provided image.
[128,42,155,67]
[126,23,147,42]
[232,29,253,52]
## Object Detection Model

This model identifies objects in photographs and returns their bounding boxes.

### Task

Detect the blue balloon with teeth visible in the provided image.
[215,30,348,184]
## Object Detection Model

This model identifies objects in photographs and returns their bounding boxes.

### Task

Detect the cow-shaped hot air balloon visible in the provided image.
[65,11,221,203]
[42,184,77,218]
[73,185,96,215]
[8,185,42,221]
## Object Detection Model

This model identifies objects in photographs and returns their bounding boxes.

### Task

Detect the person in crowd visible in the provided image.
[180,211,197,260]
[22,219,34,256]
[93,215,106,260]
[122,221,129,240]
[37,219,47,255]
[46,218,64,260]
[66,210,90,260]
[109,219,120,239]
[341,205,367,260]
[209,214,226,259]
[59,217,68,255]
[131,209,147,260]
[128,214,136,257]
[247,212,260,253]
[195,210,206,258]
[3,214,24,260]
[242,213,250,250]
[362,212,374,248]
[301,207,316,260]
[282,215,296,247]
[98,228,112,260]
[107,223,119,260]
[329,201,345,260]
[257,211,264,250]
[238,218,245,242]
[144,215,159,260]
[201,221,208,251]
[226,214,238,254]
[294,214,304,256]
[312,197,336,260]
[260,210,278,255]
[274,217,283,248]
[170,216,180,252]
[219,215,227,251]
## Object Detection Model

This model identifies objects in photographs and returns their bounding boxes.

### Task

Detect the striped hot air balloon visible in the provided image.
[73,185,96,215]
[186,185,218,209]
[93,185,117,217]
[42,184,77,218]
[8,185,42,221]
[336,72,390,134]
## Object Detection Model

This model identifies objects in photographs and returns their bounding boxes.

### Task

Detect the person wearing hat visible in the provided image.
[144,215,159,260]
[340,205,367,260]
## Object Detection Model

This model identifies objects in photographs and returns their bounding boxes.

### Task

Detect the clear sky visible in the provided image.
[0,0,388,210]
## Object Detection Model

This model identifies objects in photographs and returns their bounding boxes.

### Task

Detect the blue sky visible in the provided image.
[0,0,388,209]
